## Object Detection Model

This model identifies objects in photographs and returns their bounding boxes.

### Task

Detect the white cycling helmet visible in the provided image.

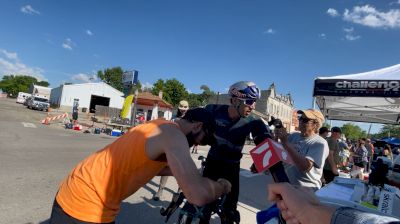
[228,81,261,100]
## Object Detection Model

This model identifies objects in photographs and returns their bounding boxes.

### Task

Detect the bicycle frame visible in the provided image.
[160,155,239,224]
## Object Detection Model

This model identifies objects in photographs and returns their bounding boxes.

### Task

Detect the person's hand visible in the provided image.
[274,127,288,142]
[268,183,322,224]
[217,178,232,194]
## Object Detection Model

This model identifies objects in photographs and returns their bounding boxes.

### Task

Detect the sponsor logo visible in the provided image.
[335,81,400,91]
[230,88,247,98]
[252,142,273,168]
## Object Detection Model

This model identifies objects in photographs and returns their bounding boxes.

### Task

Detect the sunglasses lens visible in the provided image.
[300,117,310,123]
[244,99,255,106]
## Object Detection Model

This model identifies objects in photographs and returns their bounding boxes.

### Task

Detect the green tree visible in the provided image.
[97,67,124,91]
[0,75,40,97]
[186,85,217,107]
[152,78,188,106]
[187,93,203,108]
[341,123,367,140]
[321,123,331,130]
[199,85,216,105]
[151,79,165,96]
[372,125,400,139]
[36,81,50,87]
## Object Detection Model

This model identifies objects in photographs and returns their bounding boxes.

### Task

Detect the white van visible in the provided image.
[16,92,32,104]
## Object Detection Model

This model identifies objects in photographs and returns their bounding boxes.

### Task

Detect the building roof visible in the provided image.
[33,85,52,91]
[136,92,173,109]
[61,82,124,96]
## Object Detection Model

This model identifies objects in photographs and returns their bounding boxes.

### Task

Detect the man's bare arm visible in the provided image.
[328,151,338,175]
[146,124,230,206]
[282,141,313,172]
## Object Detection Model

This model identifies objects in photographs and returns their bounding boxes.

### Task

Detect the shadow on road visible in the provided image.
[117,196,174,223]
[238,168,273,211]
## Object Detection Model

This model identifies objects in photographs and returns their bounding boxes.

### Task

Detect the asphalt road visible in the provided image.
[0,98,274,224]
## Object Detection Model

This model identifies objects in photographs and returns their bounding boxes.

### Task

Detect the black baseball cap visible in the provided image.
[331,126,342,133]
[319,127,330,135]
[182,108,216,145]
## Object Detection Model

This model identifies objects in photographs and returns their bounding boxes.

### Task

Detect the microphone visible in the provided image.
[250,138,292,183]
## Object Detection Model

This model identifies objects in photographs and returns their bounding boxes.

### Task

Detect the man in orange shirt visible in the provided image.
[49,108,231,224]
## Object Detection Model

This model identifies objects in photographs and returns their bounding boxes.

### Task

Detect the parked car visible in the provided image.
[16,92,31,104]
[26,96,50,111]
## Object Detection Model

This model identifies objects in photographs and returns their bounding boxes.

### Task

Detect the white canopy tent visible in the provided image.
[313,64,400,125]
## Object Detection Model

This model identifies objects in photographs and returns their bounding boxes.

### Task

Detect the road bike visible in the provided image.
[160,156,239,224]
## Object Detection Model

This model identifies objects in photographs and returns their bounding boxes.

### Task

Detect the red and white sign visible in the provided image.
[250,138,293,173]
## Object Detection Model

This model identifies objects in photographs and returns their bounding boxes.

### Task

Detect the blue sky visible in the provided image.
[1,0,400,133]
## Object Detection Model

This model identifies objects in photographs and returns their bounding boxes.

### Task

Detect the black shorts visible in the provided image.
[49,199,115,224]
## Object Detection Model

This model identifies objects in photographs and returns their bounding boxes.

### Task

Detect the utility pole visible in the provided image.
[132,89,139,126]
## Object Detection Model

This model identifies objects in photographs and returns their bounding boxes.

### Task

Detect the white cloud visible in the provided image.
[0,49,18,60]
[62,38,75,50]
[319,33,327,39]
[21,5,40,15]
[71,73,97,82]
[86,30,93,36]
[343,5,400,29]
[343,27,361,41]
[0,50,46,81]
[141,82,153,90]
[327,8,339,17]
[264,28,276,34]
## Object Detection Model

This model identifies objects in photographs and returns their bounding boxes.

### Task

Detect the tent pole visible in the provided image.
[312,97,316,109]
[367,124,372,138]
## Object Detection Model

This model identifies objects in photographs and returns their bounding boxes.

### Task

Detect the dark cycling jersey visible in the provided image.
[205,104,272,163]
[177,105,272,223]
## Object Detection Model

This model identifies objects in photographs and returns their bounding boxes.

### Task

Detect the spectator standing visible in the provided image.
[364,138,375,172]
[275,109,329,190]
[352,139,368,180]
[319,127,330,139]
[383,144,393,162]
[322,127,342,184]
[337,139,350,168]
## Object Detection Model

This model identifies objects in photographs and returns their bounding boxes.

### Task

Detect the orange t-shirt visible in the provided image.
[56,119,172,223]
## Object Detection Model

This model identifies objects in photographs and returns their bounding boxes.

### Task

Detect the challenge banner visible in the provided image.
[313,79,400,97]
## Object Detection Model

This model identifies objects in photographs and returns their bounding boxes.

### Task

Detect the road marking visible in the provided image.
[237,202,259,213]
[22,122,37,128]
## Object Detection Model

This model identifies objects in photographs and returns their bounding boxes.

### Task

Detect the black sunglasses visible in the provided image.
[299,117,313,123]
[239,99,256,106]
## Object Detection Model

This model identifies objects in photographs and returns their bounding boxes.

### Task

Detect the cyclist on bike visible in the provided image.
[181,81,272,223]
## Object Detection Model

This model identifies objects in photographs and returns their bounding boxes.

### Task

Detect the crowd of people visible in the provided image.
[318,127,399,182]
[48,80,399,224]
